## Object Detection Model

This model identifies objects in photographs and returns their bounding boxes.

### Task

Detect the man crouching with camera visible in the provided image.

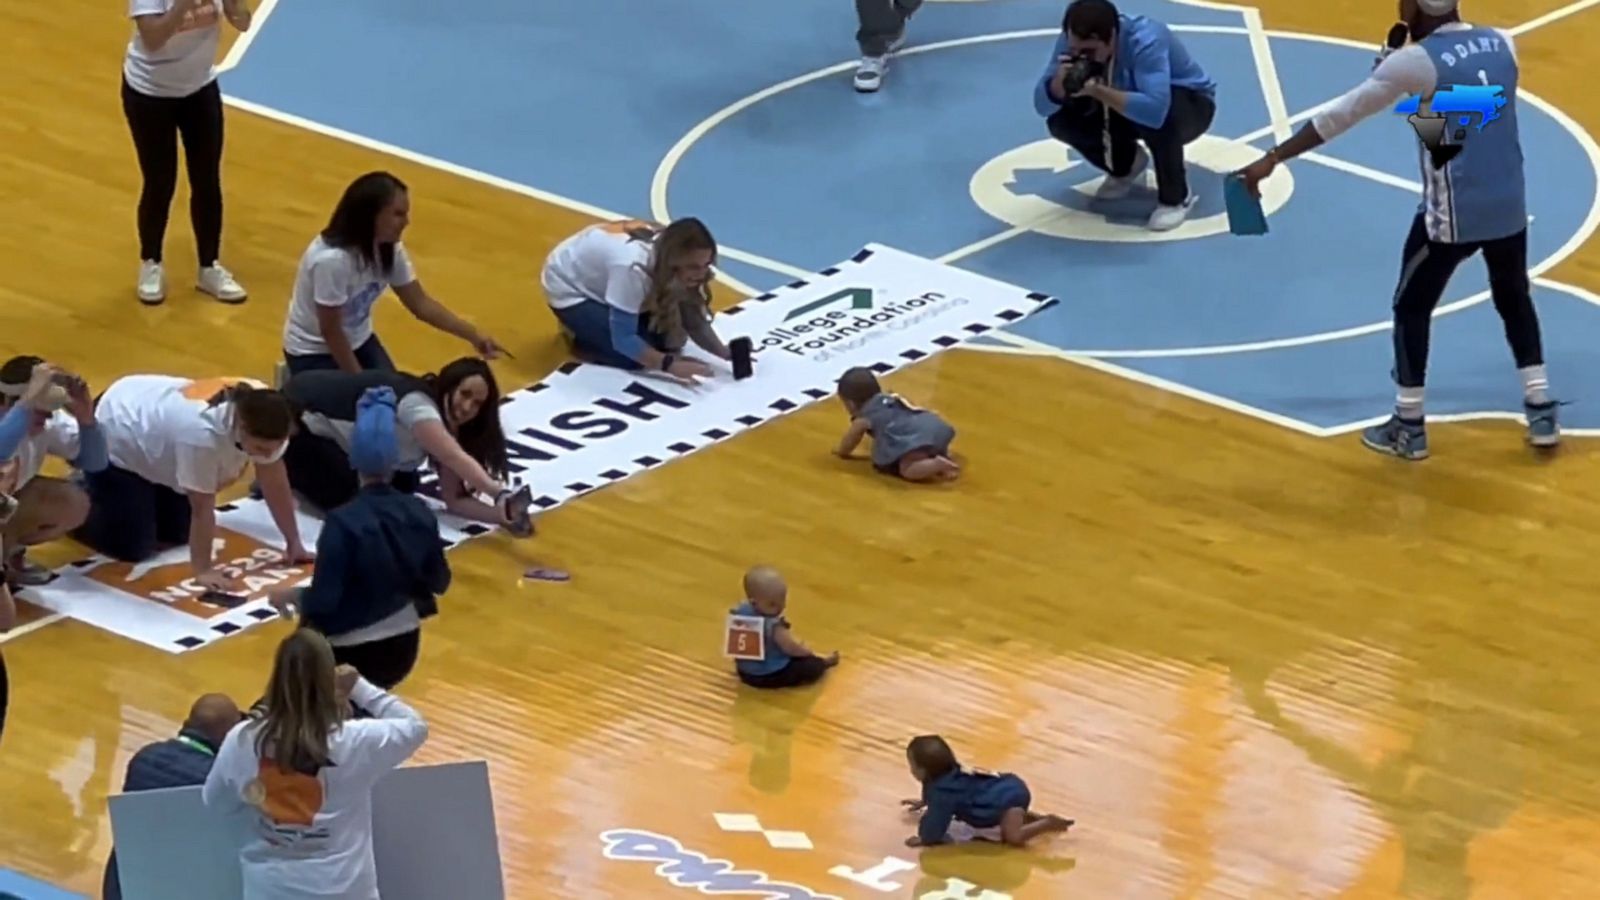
[1034,0,1217,232]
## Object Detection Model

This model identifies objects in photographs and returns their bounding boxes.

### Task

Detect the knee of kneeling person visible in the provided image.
[15,479,92,544]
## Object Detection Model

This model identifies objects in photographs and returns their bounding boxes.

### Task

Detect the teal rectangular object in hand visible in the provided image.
[1224,174,1268,236]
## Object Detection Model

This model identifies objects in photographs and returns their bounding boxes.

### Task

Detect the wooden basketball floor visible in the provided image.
[4,1,1600,897]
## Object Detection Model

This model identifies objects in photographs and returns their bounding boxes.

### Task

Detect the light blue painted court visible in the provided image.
[0,868,87,900]
[220,0,1600,437]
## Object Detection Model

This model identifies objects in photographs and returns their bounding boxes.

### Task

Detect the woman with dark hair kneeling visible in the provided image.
[268,387,449,689]
[281,171,506,375]
[75,376,311,591]
[281,358,524,526]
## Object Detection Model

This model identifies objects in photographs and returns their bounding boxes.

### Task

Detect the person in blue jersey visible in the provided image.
[1034,0,1218,232]
[540,218,730,385]
[901,735,1074,848]
[1237,0,1556,460]
[729,566,839,690]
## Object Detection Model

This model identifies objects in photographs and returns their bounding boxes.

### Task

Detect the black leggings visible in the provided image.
[283,426,421,513]
[739,656,831,689]
[121,77,225,266]
[333,629,422,691]
[74,464,192,562]
[1047,86,1216,207]
[1391,215,1543,388]
[284,334,397,377]
[1,651,8,748]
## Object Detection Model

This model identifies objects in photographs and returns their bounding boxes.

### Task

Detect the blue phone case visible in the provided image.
[1225,174,1269,236]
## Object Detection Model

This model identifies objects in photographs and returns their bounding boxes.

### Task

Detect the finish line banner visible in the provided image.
[16,244,1056,652]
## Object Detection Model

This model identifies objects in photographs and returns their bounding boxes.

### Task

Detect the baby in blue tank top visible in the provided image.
[902,735,1073,848]
[834,367,959,483]
[729,565,839,690]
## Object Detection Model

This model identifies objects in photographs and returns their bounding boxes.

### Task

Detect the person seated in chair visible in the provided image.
[102,693,243,900]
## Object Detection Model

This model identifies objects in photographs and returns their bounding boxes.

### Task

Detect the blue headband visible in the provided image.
[349,386,399,476]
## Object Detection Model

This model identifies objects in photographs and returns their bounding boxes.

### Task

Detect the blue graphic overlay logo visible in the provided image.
[1395,84,1507,166]
[599,829,839,899]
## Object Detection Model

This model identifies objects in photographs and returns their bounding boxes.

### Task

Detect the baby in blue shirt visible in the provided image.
[729,565,840,689]
[834,367,959,483]
[902,734,1073,848]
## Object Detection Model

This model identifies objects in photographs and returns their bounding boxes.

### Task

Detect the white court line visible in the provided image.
[976,329,1600,440]
[215,0,281,74]
[0,613,67,644]
[1508,0,1600,36]
[1321,411,1600,437]
[1302,151,1421,192]
[1240,8,1293,143]
[974,331,1334,436]
[218,98,807,297]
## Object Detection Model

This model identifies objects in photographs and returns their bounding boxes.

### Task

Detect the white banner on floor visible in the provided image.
[17,244,1056,652]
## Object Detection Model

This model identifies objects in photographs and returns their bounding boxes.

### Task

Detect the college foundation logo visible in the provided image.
[760,287,968,358]
[82,530,312,619]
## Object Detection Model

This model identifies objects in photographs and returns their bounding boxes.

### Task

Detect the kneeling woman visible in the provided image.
[540,217,729,383]
[280,358,523,529]
[75,377,312,591]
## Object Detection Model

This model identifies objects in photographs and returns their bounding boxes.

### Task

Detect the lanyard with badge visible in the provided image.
[175,735,215,757]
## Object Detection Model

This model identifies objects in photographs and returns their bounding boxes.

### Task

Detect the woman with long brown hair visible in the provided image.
[540,217,733,384]
[279,358,526,530]
[202,628,428,899]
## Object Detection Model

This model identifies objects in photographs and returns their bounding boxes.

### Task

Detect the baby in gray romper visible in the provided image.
[834,367,959,482]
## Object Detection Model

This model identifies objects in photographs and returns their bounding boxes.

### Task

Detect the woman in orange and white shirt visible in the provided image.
[203,628,429,899]
[73,376,311,593]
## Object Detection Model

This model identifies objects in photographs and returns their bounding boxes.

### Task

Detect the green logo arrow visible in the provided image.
[784,287,873,321]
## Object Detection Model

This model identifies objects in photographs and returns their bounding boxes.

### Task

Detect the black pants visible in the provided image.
[1391,214,1543,388]
[121,77,225,266]
[333,629,421,691]
[1,651,9,748]
[739,656,831,689]
[1046,86,1216,206]
[283,426,420,513]
[74,465,191,562]
[284,334,397,376]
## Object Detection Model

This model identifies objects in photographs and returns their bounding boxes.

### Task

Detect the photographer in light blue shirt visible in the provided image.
[1034,0,1217,231]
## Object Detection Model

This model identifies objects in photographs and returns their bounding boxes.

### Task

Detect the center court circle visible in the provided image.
[970,135,1296,243]
[652,26,1599,357]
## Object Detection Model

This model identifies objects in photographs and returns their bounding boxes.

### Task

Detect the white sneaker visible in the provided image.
[198,264,248,304]
[1148,194,1199,231]
[137,261,166,305]
[854,55,888,93]
[1095,146,1149,200]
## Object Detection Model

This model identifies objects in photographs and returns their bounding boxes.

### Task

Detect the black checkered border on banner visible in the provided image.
[38,246,1057,651]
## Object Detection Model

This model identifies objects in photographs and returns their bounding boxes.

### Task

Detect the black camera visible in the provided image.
[1060,53,1104,96]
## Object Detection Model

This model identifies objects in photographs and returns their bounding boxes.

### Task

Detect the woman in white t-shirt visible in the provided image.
[281,171,508,376]
[74,377,312,593]
[123,0,251,306]
[203,628,428,900]
[541,217,731,384]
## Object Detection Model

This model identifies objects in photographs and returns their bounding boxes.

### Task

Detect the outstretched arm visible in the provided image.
[1239,46,1437,192]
